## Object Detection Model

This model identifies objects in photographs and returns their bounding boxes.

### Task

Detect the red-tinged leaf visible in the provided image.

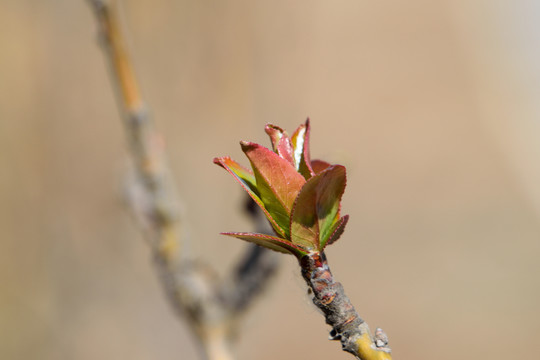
[315,165,347,244]
[265,124,285,151]
[241,141,306,238]
[265,124,295,166]
[321,215,349,249]
[290,165,347,250]
[290,180,319,249]
[214,156,286,238]
[214,156,257,191]
[311,159,331,174]
[290,122,306,167]
[291,118,314,179]
[222,232,308,257]
[276,136,295,166]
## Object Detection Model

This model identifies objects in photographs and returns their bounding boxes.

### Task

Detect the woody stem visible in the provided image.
[299,252,392,360]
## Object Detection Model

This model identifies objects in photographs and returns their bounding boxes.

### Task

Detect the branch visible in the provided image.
[87,1,278,359]
[300,253,392,360]
[213,119,394,359]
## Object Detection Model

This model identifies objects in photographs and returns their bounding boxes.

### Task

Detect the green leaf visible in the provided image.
[288,221,318,251]
[241,141,306,238]
[321,214,349,249]
[291,119,314,179]
[290,165,347,250]
[222,232,308,257]
[315,166,347,246]
[214,156,286,238]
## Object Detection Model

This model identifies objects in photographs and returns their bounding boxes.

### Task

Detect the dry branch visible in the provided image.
[88,1,393,359]
[87,2,278,359]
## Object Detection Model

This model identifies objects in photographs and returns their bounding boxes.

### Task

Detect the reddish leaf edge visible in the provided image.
[276,136,295,167]
[289,165,324,249]
[299,118,315,178]
[264,124,284,151]
[213,156,256,190]
[221,232,308,257]
[321,214,349,249]
[289,164,347,251]
[213,156,287,238]
[311,159,331,174]
[240,141,306,234]
[317,164,347,243]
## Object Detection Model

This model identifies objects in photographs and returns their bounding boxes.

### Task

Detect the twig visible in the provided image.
[300,253,392,360]
[87,1,279,359]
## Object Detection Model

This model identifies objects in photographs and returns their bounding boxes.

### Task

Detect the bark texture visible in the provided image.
[300,252,392,360]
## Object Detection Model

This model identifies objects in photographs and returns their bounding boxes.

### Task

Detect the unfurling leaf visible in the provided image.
[222,232,308,258]
[215,120,349,258]
[290,165,347,251]
[213,156,286,238]
[240,141,305,238]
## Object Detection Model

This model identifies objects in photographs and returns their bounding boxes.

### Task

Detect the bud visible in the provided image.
[214,119,349,258]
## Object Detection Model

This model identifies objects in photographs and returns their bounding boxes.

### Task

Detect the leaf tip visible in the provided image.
[213,156,225,165]
[240,140,258,153]
[265,123,285,134]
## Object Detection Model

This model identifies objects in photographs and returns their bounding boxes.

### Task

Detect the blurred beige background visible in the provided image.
[1,0,540,359]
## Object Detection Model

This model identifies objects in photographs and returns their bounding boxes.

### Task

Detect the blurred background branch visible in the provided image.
[88,1,278,359]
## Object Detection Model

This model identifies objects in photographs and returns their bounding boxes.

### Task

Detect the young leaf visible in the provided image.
[276,137,295,166]
[213,157,286,238]
[265,124,285,151]
[290,165,347,250]
[288,221,319,251]
[265,124,295,166]
[291,119,314,179]
[311,159,331,174]
[213,156,257,192]
[222,232,308,257]
[321,214,349,249]
[315,165,347,246]
[290,179,319,249]
[241,141,306,237]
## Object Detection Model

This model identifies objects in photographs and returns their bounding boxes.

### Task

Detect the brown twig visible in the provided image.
[87,1,279,359]
[300,252,392,360]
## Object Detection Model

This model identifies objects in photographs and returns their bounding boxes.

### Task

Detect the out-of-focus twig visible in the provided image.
[219,199,279,318]
[87,1,279,359]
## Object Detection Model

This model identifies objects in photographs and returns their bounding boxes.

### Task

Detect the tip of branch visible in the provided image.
[374,327,389,348]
